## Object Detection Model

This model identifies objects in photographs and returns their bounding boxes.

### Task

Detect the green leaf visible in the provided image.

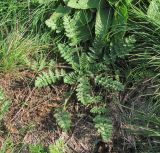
[125,0,133,5]
[64,72,78,84]
[107,0,132,6]
[112,4,128,32]
[37,0,58,4]
[76,77,94,105]
[67,0,99,9]
[93,115,113,141]
[95,0,113,38]
[63,12,92,45]
[29,144,46,153]
[73,10,93,26]
[57,43,79,68]
[45,5,71,31]
[90,106,108,114]
[147,0,160,24]
[49,138,65,153]
[111,3,129,57]
[79,53,89,72]
[95,75,124,91]
[94,0,113,54]
[54,109,71,132]
[35,70,58,88]
[107,0,119,6]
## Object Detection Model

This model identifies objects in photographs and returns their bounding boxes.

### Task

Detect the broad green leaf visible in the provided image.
[63,13,92,45]
[107,0,132,6]
[35,0,58,4]
[93,0,113,55]
[73,10,93,26]
[111,3,128,57]
[95,0,113,40]
[67,0,99,9]
[45,6,71,31]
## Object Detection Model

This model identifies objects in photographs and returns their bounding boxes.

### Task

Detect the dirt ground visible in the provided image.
[0,71,137,153]
[0,71,101,153]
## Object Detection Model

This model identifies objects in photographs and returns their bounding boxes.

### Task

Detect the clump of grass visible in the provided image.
[0,30,33,73]
[0,29,50,73]
[0,0,53,39]
[125,97,160,152]
[0,0,55,74]
[122,1,160,152]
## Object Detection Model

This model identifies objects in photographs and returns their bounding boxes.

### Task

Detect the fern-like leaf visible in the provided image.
[35,70,56,88]
[54,108,71,132]
[35,69,65,88]
[49,138,65,153]
[95,75,124,91]
[63,13,91,45]
[63,72,78,84]
[76,77,95,105]
[90,106,108,114]
[58,43,79,70]
[93,115,113,141]
[45,5,71,32]
[79,53,90,73]
[29,144,46,153]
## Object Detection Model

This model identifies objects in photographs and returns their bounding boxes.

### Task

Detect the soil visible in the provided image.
[0,71,101,153]
[0,71,137,153]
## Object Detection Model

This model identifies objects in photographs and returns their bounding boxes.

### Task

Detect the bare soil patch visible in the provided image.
[0,71,100,153]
